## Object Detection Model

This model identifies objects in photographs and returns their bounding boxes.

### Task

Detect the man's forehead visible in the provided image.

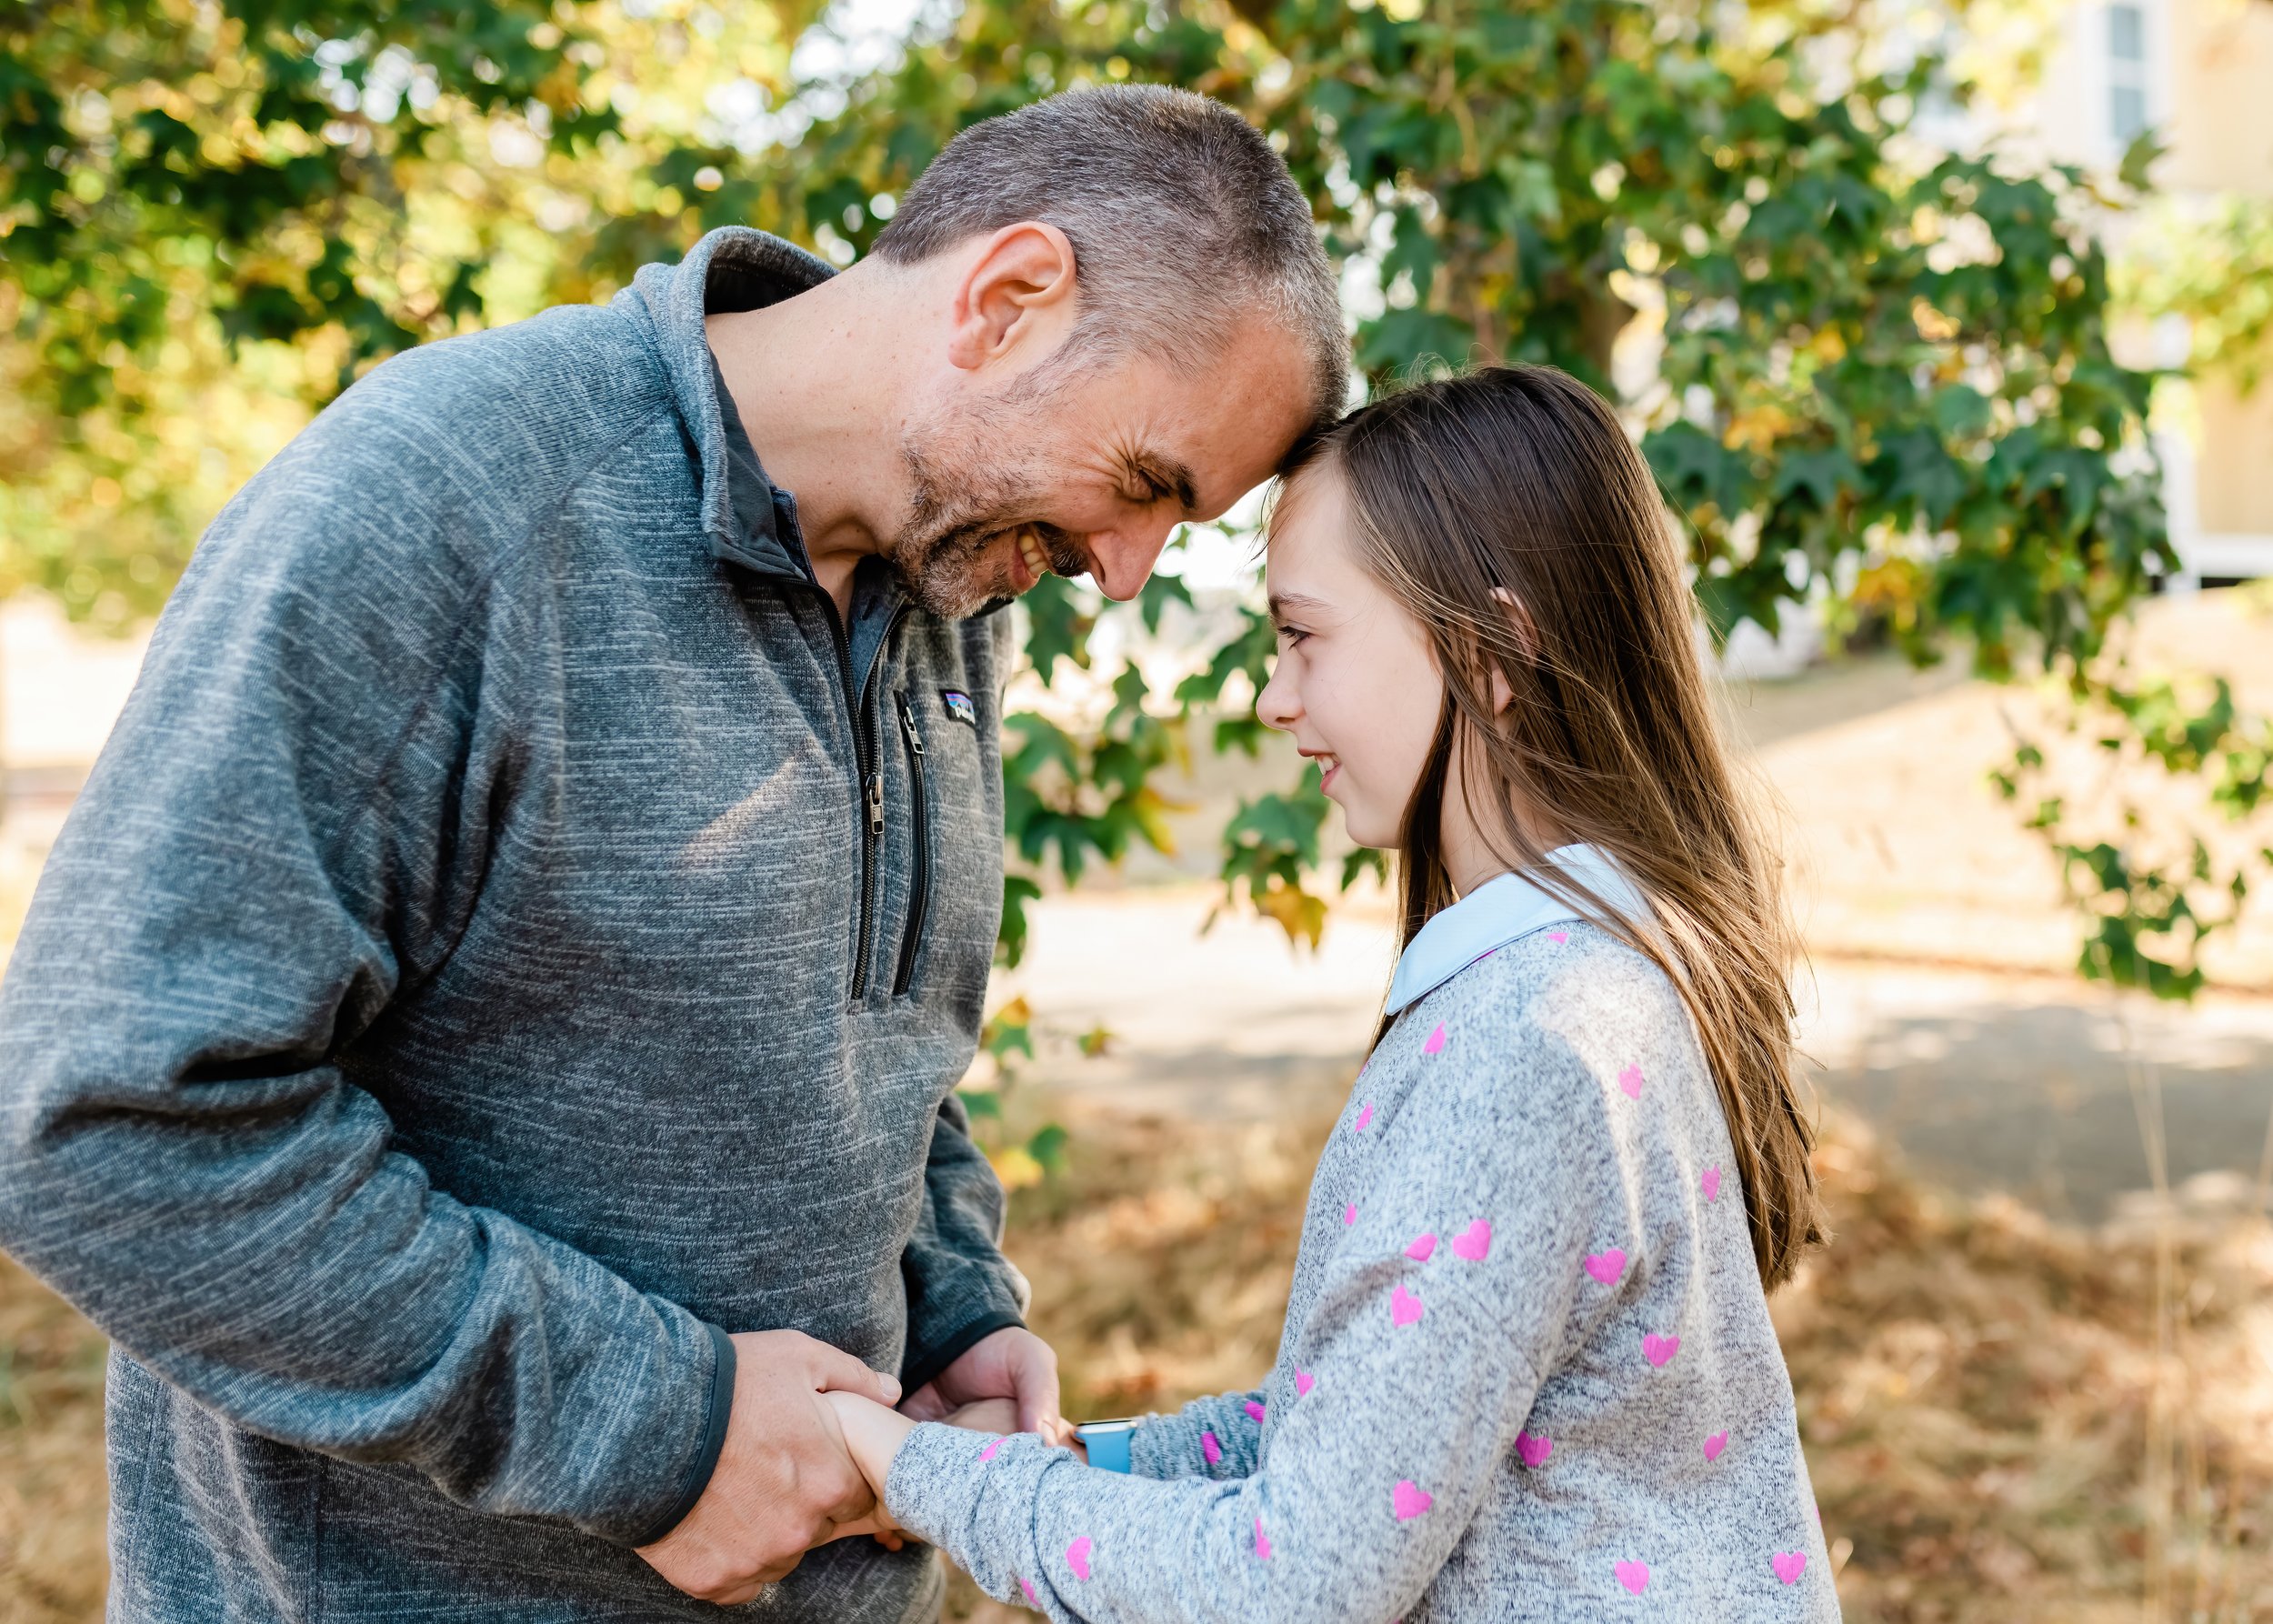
[1126,331,1318,511]
[1155,413,1308,520]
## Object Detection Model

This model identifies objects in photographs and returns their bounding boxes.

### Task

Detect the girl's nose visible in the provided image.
[1256,657,1299,732]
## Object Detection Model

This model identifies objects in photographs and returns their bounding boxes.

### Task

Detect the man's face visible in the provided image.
[889,320,1317,618]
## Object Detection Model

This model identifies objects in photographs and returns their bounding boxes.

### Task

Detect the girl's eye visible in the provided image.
[1275,624,1310,647]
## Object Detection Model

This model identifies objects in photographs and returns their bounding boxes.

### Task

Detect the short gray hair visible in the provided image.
[871,85,1347,432]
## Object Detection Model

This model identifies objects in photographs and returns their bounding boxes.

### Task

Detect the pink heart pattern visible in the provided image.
[1615,1560,1650,1595]
[1392,1479,1434,1520]
[1773,1551,1807,1586]
[1352,1101,1374,1133]
[1583,1248,1627,1285]
[1254,1516,1272,1561]
[1547,930,1568,944]
[1202,1430,1222,1466]
[1019,1576,1040,1607]
[1701,1166,1721,1203]
[1295,1368,1316,1397]
[1065,1536,1092,1581]
[1702,1430,1728,1463]
[979,1437,1002,1463]
[1642,1333,1680,1368]
[1406,1232,1437,1261]
[1450,1218,1492,1261]
[1423,1023,1447,1055]
[1516,1430,1553,1468]
[1245,1399,1267,1424]
[1343,1202,1357,1227]
[1391,1284,1425,1327]
[1617,1063,1644,1099]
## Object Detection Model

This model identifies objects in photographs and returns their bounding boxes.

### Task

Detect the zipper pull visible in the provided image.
[897,694,925,756]
[866,771,885,837]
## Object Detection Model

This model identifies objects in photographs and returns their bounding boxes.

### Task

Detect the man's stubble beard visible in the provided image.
[888,405,1087,620]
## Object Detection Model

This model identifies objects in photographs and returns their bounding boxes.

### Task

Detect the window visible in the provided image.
[2108,3,2149,145]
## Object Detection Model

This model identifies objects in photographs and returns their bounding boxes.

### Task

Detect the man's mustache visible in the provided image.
[1023,524,1086,578]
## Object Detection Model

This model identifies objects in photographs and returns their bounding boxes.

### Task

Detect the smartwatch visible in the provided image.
[1073,1418,1139,1473]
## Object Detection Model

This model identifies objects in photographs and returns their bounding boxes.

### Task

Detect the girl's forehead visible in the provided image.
[1265,467,1350,571]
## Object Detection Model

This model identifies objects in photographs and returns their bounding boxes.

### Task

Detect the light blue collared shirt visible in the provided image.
[1383,844,1649,1017]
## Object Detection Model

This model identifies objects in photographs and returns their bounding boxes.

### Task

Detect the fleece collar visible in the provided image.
[623,226,835,583]
[1384,845,1650,1016]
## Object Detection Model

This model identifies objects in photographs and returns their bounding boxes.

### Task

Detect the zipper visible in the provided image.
[893,691,932,997]
[816,592,909,1002]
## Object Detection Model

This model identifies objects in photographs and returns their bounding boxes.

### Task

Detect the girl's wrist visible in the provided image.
[823,1389,916,1490]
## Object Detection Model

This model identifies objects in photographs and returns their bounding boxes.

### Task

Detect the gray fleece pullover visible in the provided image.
[886,855,1840,1620]
[0,227,1022,1620]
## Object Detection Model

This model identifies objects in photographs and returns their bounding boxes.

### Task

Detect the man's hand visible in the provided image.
[635,1329,901,1607]
[898,1326,1067,1443]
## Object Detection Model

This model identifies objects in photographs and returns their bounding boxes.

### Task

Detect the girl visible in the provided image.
[827,365,1838,1619]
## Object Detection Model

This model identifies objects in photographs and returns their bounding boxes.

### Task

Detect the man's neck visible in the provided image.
[706,267,916,616]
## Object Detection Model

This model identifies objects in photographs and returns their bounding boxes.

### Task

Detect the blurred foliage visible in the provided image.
[961,995,1070,1189]
[2117,195,2273,397]
[3,0,2264,995]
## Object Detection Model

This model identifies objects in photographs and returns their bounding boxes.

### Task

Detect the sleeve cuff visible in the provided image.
[900,1308,1023,1398]
[623,1320,736,1548]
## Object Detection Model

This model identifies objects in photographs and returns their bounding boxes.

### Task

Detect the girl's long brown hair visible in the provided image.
[1277,365,1824,1289]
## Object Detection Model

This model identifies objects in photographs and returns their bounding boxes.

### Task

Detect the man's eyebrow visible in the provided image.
[1136,455,1199,513]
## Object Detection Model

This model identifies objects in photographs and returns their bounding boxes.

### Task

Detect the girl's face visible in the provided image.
[1256,465,1447,850]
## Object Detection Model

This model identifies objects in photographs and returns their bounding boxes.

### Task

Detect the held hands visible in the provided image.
[633,1329,902,1606]
[822,1388,1060,1544]
[822,1388,917,1534]
[826,1326,1077,1549]
[634,1326,1072,1604]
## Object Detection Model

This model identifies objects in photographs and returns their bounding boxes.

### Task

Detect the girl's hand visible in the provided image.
[945,1394,1083,1449]
[940,1396,1018,1435]
[820,1389,918,1515]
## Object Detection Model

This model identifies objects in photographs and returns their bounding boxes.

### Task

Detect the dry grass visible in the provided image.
[3,1099,2268,1622]
[0,1252,108,1619]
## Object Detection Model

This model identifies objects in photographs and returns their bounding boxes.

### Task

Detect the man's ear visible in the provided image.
[945,222,1079,374]
[1488,586,1538,713]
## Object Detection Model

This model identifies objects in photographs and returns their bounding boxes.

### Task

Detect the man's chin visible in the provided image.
[894,560,1018,620]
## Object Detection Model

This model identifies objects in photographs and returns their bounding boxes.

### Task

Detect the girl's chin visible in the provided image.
[1325,790,1394,852]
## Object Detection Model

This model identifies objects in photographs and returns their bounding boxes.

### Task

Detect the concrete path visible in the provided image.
[995,886,2273,1224]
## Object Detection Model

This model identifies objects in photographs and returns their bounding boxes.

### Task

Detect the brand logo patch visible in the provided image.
[940,689,978,727]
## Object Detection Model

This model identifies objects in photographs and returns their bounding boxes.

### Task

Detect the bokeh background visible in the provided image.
[4,0,2273,1619]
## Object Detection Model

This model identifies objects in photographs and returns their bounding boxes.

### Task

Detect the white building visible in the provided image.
[2032,0,2273,585]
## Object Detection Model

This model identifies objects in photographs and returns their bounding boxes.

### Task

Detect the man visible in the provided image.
[0,85,1343,1619]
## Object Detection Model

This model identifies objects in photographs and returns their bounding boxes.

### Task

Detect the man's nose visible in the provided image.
[1086,512,1182,602]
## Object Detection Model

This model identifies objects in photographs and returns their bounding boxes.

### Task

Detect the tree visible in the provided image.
[5,0,2263,995]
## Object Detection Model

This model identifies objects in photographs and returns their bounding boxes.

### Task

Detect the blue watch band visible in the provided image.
[1075,1420,1136,1473]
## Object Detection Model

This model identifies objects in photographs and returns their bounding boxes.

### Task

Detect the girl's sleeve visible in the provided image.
[1126,1388,1269,1480]
[884,1017,1626,1624]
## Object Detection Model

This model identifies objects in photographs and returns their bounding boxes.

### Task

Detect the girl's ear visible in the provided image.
[1488,586,1538,713]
